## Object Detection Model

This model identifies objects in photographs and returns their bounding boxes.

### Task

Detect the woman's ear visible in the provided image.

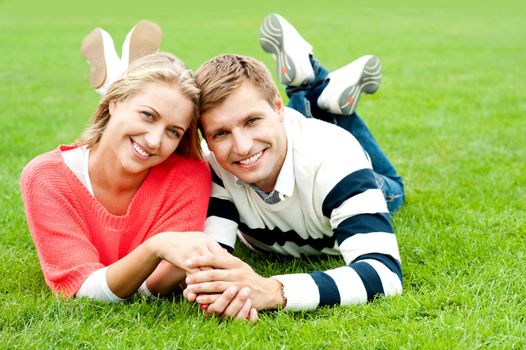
[108,100,117,116]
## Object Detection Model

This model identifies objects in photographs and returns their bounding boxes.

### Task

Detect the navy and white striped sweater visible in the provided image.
[204,108,402,311]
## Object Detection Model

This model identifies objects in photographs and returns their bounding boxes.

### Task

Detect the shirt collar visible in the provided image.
[272,129,294,198]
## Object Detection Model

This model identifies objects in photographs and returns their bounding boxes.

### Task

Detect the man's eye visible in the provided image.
[214,130,227,138]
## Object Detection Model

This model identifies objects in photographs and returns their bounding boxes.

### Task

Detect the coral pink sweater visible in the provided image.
[20,145,211,297]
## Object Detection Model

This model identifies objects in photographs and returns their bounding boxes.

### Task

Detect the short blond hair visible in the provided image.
[195,54,278,115]
[79,52,202,159]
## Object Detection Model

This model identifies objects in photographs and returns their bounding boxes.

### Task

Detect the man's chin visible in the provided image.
[234,173,258,186]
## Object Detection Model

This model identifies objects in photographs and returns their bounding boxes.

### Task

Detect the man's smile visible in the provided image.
[236,150,264,167]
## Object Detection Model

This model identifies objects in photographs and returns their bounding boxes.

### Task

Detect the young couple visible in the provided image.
[21,14,404,322]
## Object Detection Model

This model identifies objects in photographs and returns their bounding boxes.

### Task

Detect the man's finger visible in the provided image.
[233,290,253,321]
[185,269,233,285]
[195,293,222,305]
[186,281,232,295]
[186,254,237,270]
[249,307,258,324]
[222,287,250,318]
[203,286,237,316]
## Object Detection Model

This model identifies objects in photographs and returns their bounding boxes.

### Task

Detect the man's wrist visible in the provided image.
[278,280,287,309]
[267,277,287,310]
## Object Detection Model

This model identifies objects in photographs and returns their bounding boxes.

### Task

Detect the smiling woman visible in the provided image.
[19,52,219,302]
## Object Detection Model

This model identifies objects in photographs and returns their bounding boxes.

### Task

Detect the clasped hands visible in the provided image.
[152,232,284,323]
[182,248,285,323]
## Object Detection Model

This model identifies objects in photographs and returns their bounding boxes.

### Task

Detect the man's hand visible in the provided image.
[200,286,258,323]
[183,253,285,311]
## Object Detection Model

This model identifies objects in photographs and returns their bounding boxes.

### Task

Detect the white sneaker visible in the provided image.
[317,55,382,115]
[121,19,162,67]
[81,28,123,95]
[259,13,314,87]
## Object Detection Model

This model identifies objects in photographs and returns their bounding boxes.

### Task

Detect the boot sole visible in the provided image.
[81,28,106,89]
[127,20,162,64]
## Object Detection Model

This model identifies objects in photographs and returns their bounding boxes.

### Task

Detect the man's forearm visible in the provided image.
[273,259,402,311]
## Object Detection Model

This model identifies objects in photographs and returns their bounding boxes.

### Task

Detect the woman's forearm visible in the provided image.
[105,239,162,298]
[145,260,187,296]
[105,231,221,299]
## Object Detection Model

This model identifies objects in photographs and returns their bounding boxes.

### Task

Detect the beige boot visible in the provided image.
[80,28,122,95]
[121,20,163,67]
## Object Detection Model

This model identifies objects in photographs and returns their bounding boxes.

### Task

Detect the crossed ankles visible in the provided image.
[259,13,381,116]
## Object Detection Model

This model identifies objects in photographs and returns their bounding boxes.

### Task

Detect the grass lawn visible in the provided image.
[1,0,525,348]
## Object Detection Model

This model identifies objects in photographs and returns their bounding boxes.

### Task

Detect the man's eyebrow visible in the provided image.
[244,109,264,118]
[206,126,224,137]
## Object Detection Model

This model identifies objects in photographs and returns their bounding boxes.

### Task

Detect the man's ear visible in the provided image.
[274,94,285,121]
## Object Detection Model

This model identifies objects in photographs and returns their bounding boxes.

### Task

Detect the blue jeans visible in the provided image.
[286,57,405,212]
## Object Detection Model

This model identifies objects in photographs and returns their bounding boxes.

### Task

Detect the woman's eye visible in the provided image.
[166,128,181,139]
[247,118,258,125]
[142,111,155,120]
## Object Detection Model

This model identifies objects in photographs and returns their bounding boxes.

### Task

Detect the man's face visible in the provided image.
[201,82,287,193]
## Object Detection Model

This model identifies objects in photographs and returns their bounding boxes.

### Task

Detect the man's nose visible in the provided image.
[231,130,252,155]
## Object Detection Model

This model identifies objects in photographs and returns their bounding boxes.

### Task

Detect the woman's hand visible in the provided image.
[147,231,226,273]
[105,231,224,299]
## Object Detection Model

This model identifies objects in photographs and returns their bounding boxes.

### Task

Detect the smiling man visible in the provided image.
[200,81,288,195]
[183,14,405,318]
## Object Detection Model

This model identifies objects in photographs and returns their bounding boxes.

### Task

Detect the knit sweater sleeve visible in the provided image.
[20,153,104,297]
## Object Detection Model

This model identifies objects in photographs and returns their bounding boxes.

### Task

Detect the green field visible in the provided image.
[1,0,525,348]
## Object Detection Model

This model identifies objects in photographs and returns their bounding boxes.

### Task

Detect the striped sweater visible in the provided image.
[204,107,402,311]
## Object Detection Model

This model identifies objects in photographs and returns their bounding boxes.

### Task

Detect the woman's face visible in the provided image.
[101,82,194,177]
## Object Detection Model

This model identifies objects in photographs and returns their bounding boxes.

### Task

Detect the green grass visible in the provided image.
[1,0,525,348]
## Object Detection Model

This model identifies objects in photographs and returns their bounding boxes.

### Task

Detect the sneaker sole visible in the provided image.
[338,56,381,115]
[81,29,106,89]
[259,14,298,86]
[127,20,162,64]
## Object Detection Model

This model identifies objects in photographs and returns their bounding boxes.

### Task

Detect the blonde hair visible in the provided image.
[79,52,202,159]
[195,54,278,115]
